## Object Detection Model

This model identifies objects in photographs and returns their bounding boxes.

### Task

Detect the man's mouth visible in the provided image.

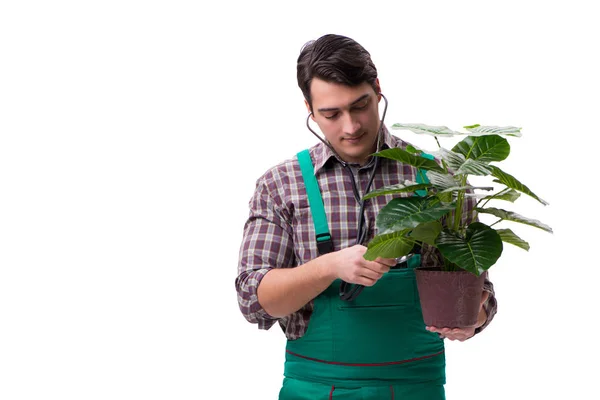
[343,132,365,143]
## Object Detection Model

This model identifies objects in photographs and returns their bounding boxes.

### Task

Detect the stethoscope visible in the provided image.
[305,93,391,301]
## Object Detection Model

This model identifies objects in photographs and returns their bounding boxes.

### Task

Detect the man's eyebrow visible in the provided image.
[317,93,370,113]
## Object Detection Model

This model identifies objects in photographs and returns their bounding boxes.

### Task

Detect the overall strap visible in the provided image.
[297,149,334,255]
[415,152,434,196]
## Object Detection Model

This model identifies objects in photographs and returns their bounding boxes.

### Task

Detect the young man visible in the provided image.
[236,34,497,399]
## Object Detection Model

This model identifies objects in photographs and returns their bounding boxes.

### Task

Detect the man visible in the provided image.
[236,34,497,399]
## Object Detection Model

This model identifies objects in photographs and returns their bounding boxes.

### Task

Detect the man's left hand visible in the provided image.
[425,291,489,342]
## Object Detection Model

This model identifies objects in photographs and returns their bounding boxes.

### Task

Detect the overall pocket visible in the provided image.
[336,268,417,309]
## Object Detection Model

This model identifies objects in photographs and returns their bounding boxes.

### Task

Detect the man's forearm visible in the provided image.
[257,254,336,318]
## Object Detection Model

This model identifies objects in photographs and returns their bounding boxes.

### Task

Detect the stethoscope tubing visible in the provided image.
[305,93,389,301]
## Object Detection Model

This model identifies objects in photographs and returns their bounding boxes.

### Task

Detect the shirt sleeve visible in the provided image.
[235,176,295,330]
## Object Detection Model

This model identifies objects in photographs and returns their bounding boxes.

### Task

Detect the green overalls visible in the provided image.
[278,151,445,399]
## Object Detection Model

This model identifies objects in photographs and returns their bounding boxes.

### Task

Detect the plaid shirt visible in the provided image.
[236,128,497,340]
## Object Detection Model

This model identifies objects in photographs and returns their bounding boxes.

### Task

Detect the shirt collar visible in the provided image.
[312,125,398,174]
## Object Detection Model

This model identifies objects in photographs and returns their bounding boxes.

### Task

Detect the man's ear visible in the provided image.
[304,99,315,120]
[375,78,382,101]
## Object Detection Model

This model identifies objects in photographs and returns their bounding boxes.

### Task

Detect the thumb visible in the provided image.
[480,291,490,308]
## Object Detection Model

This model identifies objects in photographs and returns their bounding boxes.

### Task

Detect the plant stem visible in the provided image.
[433,136,450,173]
[453,175,467,232]
[478,187,510,208]
[489,219,503,227]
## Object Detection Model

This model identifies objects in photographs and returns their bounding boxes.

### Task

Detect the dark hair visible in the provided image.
[297,34,378,111]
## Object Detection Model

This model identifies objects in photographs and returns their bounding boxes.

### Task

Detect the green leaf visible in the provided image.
[410,221,443,245]
[496,228,530,251]
[364,230,414,261]
[489,166,549,205]
[455,159,493,176]
[436,222,503,276]
[452,135,510,163]
[463,124,481,129]
[406,145,421,154]
[376,197,455,232]
[480,188,521,203]
[373,148,444,172]
[475,207,553,233]
[363,183,431,200]
[391,123,461,137]
[465,125,522,137]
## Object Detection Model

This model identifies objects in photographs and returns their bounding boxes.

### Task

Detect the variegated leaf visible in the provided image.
[465,125,522,137]
[436,148,466,172]
[455,159,494,176]
[480,188,521,203]
[475,207,553,233]
[363,183,431,200]
[440,185,493,194]
[391,123,461,137]
[425,170,458,190]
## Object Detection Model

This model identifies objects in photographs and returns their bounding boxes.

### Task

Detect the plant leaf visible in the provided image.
[406,145,421,154]
[410,221,443,245]
[489,166,549,205]
[436,222,503,276]
[391,123,461,137]
[480,188,521,203]
[475,207,553,233]
[426,170,458,190]
[364,230,414,261]
[455,159,494,176]
[376,197,455,232]
[440,185,491,194]
[363,183,431,200]
[496,228,530,251]
[465,125,522,137]
[452,135,510,163]
[437,148,466,172]
[373,148,444,172]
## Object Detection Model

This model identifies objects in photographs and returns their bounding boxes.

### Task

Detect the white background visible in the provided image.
[1,1,598,399]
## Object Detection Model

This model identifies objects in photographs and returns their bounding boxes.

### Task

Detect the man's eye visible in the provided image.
[324,113,339,120]
[353,101,369,110]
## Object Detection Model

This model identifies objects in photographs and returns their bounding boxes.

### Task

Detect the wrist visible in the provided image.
[318,252,338,281]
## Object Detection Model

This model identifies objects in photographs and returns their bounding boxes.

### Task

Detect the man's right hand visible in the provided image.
[327,245,396,287]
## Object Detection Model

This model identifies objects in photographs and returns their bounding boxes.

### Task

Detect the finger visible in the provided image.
[480,291,490,307]
[358,268,384,283]
[375,257,397,267]
[353,275,378,287]
[367,260,391,273]
[447,329,474,341]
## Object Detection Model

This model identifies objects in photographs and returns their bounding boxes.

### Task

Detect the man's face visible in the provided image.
[307,77,381,165]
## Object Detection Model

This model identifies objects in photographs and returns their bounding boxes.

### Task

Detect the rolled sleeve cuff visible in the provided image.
[474,284,497,335]
[236,268,279,330]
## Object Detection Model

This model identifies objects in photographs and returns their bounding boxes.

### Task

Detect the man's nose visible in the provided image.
[342,113,361,135]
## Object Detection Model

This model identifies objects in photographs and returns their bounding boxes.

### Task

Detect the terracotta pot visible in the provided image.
[414,267,487,328]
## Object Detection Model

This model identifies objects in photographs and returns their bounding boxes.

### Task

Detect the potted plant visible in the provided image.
[363,123,552,327]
